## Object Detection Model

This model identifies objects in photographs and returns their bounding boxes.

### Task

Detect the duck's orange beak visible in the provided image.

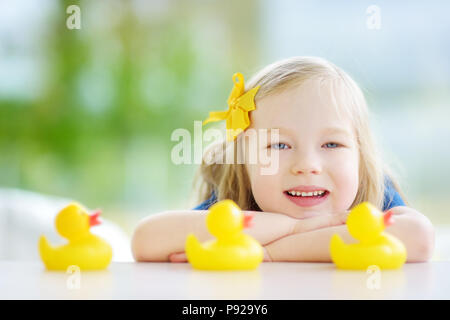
[243,212,253,229]
[89,210,102,227]
[383,210,394,227]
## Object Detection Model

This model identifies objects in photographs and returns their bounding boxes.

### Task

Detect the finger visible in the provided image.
[337,210,350,224]
[294,211,349,234]
[169,252,188,263]
[169,253,186,263]
[263,247,272,262]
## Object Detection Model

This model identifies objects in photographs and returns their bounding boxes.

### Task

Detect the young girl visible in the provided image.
[132,56,434,263]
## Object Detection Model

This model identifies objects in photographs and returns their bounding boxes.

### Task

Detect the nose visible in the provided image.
[290,153,322,175]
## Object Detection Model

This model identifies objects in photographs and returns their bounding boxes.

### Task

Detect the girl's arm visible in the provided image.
[131,210,348,262]
[264,206,435,262]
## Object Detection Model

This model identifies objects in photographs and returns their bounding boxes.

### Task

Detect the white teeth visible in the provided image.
[287,190,326,197]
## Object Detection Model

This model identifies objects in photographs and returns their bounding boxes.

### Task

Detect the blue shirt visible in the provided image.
[193,177,405,211]
[382,177,406,211]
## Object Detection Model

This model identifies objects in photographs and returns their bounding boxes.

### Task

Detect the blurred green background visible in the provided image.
[1,0,449,244]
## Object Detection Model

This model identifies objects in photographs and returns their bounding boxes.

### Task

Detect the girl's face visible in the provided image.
[244,79,359,218]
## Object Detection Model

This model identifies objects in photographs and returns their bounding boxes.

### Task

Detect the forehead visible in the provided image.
[250,78,354,135]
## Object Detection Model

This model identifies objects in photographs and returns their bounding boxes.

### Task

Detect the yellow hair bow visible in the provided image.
[203,73,260,141]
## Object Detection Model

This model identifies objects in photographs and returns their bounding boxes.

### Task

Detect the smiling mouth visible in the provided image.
[283,189,330,208]
[283,190,330,198]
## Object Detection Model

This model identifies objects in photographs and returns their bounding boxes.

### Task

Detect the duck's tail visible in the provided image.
[329,233,346,266]
[185,233,203,266]
[38,235,53,268]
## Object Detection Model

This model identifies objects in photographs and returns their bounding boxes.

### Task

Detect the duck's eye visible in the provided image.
[270,143,289,150]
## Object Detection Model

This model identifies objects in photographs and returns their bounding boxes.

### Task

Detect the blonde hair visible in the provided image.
[192,56,407,211]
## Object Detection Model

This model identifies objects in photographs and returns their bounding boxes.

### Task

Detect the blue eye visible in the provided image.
[324,142,340,148]
[270,143,289,150]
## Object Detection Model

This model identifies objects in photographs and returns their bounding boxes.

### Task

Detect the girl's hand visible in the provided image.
[167,212,348,263]
[169,252,188,263]
[291,211,349,235]
[263,247,272,262]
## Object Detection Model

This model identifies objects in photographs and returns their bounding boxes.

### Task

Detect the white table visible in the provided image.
[0,261,448,299]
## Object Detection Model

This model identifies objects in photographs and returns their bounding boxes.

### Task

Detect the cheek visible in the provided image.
[247,163,281,211]
[329,150,359,208]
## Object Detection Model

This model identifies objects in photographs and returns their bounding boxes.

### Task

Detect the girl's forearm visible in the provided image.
[132,210,210,262]
[265,208,435,262]
[265,225,355,262]
[131,210,297,262]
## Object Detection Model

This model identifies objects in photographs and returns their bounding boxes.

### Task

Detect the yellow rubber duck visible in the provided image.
[39,202,113,271]
[185,199,263,270]
[330,202,407,270]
